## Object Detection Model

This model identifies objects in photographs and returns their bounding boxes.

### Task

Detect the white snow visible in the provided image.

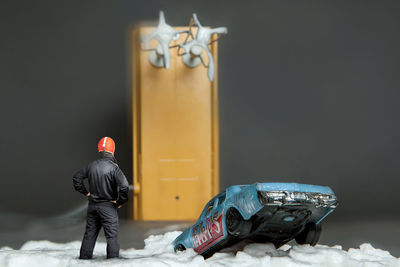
[0,231,399,267]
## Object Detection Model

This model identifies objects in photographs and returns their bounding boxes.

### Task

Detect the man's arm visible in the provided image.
[114,167,129,206]
[72,166,89,196]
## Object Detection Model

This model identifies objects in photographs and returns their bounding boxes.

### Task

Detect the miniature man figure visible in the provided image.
[73,137,129,259]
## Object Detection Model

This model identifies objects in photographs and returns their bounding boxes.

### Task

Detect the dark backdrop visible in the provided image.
[0,0,399,220]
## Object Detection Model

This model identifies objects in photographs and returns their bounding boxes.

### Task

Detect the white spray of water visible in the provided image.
[1,231,399,267]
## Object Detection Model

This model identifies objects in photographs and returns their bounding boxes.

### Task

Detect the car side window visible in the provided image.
[217,192,226,206]
[203,197,217,217]
[205,203,214,216]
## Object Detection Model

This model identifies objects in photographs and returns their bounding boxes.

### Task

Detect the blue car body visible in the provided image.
[173,182,337,257]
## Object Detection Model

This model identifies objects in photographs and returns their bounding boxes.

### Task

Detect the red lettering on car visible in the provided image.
[192,212,224,253]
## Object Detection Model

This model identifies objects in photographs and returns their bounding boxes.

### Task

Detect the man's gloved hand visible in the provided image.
[110,200,122,209]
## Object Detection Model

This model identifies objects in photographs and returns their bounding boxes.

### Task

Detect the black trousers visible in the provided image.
[80,203,120,259]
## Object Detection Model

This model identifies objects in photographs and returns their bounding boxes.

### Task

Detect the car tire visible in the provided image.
[175,244,186,252]
[295,222,321,246]
[226,208,251,237]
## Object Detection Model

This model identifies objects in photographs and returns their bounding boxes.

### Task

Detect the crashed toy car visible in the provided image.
[173,182,338,258]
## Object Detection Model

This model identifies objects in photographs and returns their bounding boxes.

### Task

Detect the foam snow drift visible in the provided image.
[0,231,399,267]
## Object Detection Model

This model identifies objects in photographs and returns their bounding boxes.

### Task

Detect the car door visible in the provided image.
[191,197,216,253]
[192,193,227,253]
[205,192,225,242]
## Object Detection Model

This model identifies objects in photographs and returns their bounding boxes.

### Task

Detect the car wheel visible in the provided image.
[175,244,186,252]
[295,222,321,246]
[226,208,251,237]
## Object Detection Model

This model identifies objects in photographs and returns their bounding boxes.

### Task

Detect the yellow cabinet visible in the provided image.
[132,27,219,220]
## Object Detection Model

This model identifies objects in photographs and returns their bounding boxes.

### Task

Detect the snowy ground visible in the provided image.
[1,231,399,267]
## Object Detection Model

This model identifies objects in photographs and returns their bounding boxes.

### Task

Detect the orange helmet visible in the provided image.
[98,137,115,154]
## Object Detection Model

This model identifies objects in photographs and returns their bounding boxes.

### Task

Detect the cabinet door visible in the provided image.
[133,27,219,220]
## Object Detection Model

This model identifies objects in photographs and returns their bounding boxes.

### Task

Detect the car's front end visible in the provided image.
[172,228,193,252]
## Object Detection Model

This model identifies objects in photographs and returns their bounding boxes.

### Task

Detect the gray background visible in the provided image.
[0,0,399,223]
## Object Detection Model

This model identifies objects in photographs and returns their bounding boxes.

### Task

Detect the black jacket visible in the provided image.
[73,152,129,206]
